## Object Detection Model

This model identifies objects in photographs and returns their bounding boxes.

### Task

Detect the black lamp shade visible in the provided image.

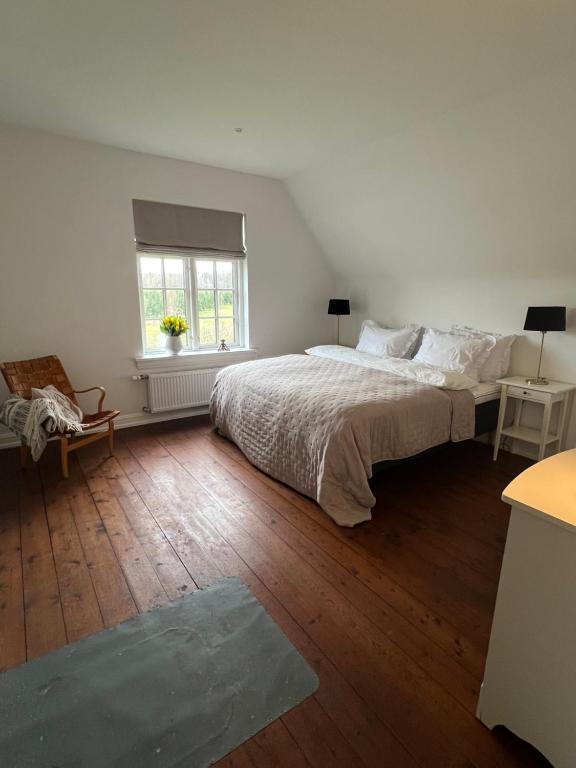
[328,299,350,316]
[524,306,566,332]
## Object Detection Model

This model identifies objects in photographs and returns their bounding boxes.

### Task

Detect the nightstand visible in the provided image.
[493,376,576,461]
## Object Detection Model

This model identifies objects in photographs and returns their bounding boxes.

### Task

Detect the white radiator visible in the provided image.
[145,369,219,412]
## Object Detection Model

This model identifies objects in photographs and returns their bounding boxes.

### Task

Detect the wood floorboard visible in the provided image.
[98,457,197,599]
[245,719,313,768]
[0,417,550,768]
[76,450,170,612]
[63,462,138,627]
[19,467,68,660]
[0,479,25,671]
[39,454,105,643]
[281,696,368,768]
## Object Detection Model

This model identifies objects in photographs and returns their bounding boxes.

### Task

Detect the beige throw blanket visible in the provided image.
[0,386,83,461]
[210,354,475,526]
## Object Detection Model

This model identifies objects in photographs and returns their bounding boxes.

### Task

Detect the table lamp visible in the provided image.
[328,299,350,345]
[523,306,566,385]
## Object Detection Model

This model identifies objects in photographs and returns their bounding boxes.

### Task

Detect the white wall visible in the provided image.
[288,61,576,455]
[0,123,335,423]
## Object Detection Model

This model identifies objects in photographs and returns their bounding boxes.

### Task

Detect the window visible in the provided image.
[138,253,246,354]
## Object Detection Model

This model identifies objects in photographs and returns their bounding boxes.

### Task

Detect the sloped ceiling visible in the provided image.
[1,1,576,277]
[287,57,576,279]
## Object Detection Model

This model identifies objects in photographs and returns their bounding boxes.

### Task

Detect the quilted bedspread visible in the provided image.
[210,354,475,526]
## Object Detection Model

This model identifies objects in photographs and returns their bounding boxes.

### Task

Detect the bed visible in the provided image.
[210,345,501,526]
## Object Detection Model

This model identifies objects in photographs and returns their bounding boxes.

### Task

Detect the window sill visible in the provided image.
[134,347,259,372]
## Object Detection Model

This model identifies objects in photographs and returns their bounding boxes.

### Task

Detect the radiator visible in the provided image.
[145,369,219,412]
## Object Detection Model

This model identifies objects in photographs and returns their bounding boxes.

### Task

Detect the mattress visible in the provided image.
[471,382,502,405]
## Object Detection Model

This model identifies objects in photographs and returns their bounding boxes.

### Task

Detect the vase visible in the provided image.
[165,334,183,355]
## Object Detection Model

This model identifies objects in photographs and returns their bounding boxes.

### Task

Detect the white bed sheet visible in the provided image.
[305,345,478,390]
[470,382,502,404]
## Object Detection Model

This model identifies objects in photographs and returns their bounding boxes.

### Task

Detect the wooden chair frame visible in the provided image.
[1,356,120,478]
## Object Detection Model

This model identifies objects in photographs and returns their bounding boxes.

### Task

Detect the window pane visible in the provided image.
[145,320,164,350]
[216,262,233,289]
[140,257,162,288]
[218,290,234,317]
[197,290,215,317]
[140,254,244,352]
[143,289,164,318]
[196,260,214,289]
[166,289,186,316]
[199,318,216,346]
[164,258,184,289]
[218,317,235,344]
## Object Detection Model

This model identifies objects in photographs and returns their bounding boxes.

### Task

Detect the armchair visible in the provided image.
[0,355,120,477]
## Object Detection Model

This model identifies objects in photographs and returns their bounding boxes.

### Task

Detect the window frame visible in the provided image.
[137,252,247,355]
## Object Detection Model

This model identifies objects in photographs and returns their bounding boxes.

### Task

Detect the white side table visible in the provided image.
[492,376,576,461]
[477,450,576,767]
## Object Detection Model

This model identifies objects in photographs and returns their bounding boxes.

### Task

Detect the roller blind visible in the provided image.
[132,199,246,257]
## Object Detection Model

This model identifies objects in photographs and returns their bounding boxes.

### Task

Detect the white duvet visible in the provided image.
[305,345,478,390]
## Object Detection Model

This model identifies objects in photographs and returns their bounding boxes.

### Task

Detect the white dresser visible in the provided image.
[477,449,576,767]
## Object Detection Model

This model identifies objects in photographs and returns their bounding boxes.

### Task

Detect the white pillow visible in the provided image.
[451,325,516,381]
[413,328,495,380]
[356,320,421,359]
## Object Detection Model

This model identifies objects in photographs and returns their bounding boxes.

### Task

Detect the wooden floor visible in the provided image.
[0,417,552,768]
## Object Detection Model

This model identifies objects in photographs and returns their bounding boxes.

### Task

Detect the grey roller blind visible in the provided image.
[133,199,246,257]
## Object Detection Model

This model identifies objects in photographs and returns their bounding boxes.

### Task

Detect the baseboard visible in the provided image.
[0,408,539,460]
[0,406,210,450]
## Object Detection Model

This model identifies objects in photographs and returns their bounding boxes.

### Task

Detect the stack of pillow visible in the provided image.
[356,320,516,382]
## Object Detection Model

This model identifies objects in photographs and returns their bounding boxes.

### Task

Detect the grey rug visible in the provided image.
[0,577,318,767]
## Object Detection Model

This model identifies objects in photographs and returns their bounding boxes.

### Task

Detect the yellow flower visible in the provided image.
[160,314,187,336]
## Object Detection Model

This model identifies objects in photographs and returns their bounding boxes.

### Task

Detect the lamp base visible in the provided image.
[525,376,549,385]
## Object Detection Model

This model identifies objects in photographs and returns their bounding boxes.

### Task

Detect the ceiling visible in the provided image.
[1,1,575,179]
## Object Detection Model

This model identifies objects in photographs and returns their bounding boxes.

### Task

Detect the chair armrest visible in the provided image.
[73,386,106,412]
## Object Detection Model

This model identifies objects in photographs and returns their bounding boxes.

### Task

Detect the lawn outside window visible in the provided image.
[138,253,246,354]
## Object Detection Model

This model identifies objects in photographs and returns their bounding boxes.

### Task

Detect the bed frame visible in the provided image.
[372,398,500,474]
